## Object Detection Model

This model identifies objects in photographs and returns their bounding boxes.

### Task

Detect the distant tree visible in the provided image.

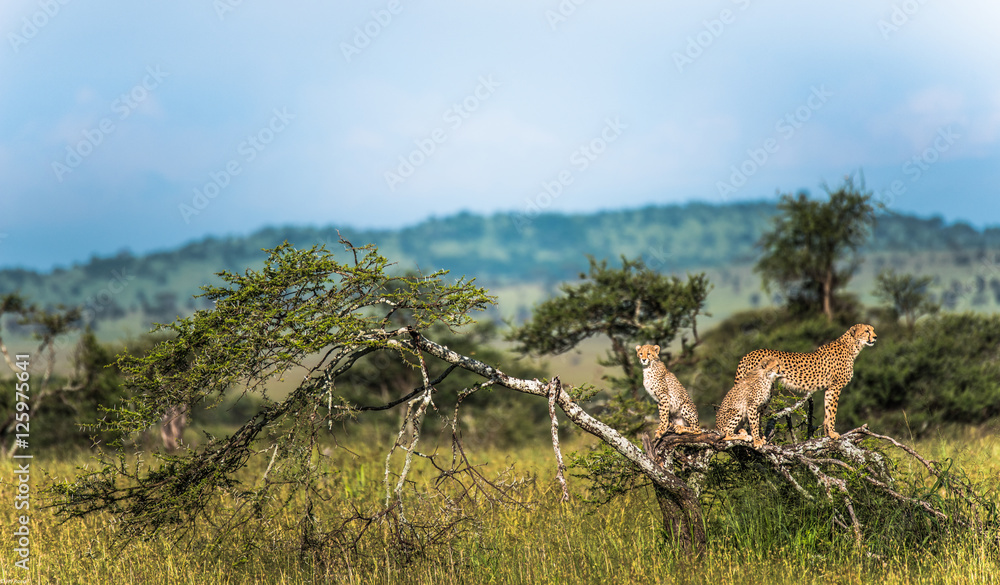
[873,268,940,330]
[506,256,712,401]
[755,176,878,321]
[0,294,125,453]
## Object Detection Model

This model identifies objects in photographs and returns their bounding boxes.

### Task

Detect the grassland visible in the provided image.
[3,427,998,584]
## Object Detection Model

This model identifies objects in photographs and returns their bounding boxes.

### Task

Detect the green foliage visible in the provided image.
[0,329,128,452]
[49,239,497,548]
[703,456,970,559]
[507,255,711,438]
[756,176,878,320]
[508,255,711,396]
[694,429,996,559]
[1,294,129,453]
[846,313,1000,436]
[873,268,940,329]
[567,441,647,504]
[108,241,492,436]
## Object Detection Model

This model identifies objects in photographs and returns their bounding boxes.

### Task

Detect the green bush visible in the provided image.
[847,313,1000,436]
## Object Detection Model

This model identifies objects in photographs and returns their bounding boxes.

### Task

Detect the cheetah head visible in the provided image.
[759,356,783,381]
[635,344,660,367]
[849,324,877,347]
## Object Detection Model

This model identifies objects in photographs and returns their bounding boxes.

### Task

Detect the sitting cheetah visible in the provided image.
[635,344,700,437]
[733,324,877,440]
[716,356,784,448]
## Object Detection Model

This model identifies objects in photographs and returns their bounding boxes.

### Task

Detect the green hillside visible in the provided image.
[2,201,999,341]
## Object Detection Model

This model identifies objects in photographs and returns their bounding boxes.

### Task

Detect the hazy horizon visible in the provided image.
[2,198,996,274]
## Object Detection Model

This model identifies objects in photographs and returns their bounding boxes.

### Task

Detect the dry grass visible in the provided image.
[2,431,998,584]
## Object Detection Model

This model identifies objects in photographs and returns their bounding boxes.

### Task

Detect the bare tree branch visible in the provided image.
[547,378,570,502]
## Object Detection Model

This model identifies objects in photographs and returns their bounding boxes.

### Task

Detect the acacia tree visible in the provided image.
[508,256,711,400]
[873,268,940,330]
[48,240,992,559]
[0,294,116,454]
[756,177,878,321]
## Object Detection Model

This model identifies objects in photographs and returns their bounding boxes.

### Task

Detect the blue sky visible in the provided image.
[2,1,999,270]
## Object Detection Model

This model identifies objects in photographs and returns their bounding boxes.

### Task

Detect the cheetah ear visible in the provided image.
[635,345,641,352]
[652,345,660,353]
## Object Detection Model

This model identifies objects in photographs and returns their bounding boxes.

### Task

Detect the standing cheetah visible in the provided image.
[733,324,877,440]
[635,344,700,437]
[716,356,784,448]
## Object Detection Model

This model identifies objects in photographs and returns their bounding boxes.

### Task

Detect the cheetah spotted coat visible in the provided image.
[716,356,783,447]
[733,324,877,439]
[636,344,700,437]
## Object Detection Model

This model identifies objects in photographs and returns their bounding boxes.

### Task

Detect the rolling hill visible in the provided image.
[2,201,999,342]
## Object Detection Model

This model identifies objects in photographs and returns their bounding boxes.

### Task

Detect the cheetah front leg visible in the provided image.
[670,408,702,435]
[749,409,766,448]
[722,429,752,442]
[668,400,701,435]
[823,384,843,440]
[655,403,702,437]
[655,421,701,438]
[672,425,702,435]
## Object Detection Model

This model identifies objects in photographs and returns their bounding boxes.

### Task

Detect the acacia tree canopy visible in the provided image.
[506,256,712,399]
[50,240,500,542]
[873,268,940,329]
[755,177,877,321]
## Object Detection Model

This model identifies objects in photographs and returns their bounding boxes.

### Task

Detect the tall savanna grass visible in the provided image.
[2,427,998,584]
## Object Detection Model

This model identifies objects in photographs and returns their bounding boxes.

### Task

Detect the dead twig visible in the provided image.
[547,378,570,502]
